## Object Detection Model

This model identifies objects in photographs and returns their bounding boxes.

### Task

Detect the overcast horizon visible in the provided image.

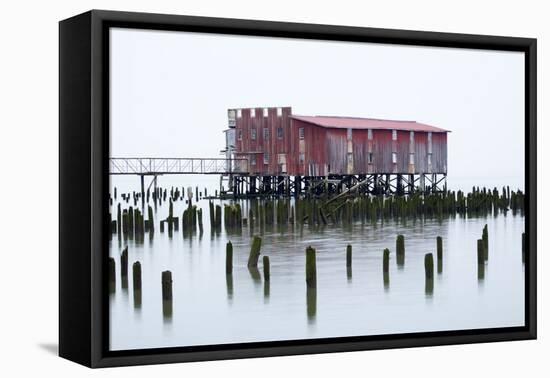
[110,28,525,190]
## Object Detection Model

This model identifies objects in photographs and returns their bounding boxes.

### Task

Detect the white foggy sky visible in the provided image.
[110,28,525,190]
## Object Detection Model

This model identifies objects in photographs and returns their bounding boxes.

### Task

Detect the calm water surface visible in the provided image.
[109,177,524,351]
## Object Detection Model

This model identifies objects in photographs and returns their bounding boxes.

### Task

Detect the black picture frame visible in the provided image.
[59,9,537,368]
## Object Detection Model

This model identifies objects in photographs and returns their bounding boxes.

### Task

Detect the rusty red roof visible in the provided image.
[290,115,449,132]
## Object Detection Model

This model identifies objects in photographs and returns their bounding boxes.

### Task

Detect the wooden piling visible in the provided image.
[117,203,121,235]
[215,205,222,229]
[121,247,128,289]
[108,257,116,293]
[263,255,270,282]
[424,253,434,280]
[148,206,154,232]
[132,261,141,290]
[198,208,203,233]
[132,261,142,308]
[305,246,317,289]
[226,241,233,275]
[436,236,443,274]
[346,244,352,268]
[161,270,172,300]
[425,253,434,295]
[477,239,485,280]
[396,234,405,266]
[383,248,390,288]
[161,270,173,318]
[247,236,262,268]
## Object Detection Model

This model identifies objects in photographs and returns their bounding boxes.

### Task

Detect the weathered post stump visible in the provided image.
[305,246,317,289]
[132,261,142,308]
[263,255,270,282]
[396,235,405,267]
[436,236,443,274]
[477,239,485,280]
[121,247,128,289]
[162,270,173,318]
[108,257,116,293]
[226,241,233,275]
[263,255,271,299]
[247,236,262,268]
[383,248,390,288]
[424,253,434,295]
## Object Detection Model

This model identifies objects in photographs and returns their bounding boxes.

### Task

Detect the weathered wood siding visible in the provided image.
[233,107,292,175]
[288,119,328,176]
[431,132,447,174]
[232,108,447,176]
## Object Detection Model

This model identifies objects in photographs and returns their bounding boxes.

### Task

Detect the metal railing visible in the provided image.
[109,157,249,175]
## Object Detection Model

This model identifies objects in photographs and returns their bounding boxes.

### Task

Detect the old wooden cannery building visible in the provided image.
[224,106,449,196]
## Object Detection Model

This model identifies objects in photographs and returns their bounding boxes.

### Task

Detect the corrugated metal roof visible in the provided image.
[290,115,449,132]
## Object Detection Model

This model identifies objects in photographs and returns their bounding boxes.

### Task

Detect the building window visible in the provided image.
[392,130,397,140]
[299,127,305,139]
[368,152,373,164]
[250,109,256,117]
[250,157,256,166]
[368,129,373,140]
[237,129,242,140]
[277,107,282,117]
[264,152,269,164]
[428,132,433,153]
[277,127,283,139]
[263,108,268,117]
[251,129,256,140]
[237,109,242,118]
[263,128,269,140]
[347,128,353,139]
[409,153,415,164]
[428,153,432,165]
[392,152,397,164]
[410,131,414,142]
[299,152,305,163]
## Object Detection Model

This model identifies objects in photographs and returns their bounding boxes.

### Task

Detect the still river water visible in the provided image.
[109,176,525,351]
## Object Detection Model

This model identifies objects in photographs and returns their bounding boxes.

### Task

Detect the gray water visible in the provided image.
[109,177,525,351]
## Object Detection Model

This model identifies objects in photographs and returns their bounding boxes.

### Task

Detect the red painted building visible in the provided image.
[226,107,448,177]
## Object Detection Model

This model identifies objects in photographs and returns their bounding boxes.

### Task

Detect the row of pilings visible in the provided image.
[110,185,215,208]
[110,187,525,240]
[109,224,521,319]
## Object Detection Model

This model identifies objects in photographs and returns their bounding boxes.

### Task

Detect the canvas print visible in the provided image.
[108,28,526,351]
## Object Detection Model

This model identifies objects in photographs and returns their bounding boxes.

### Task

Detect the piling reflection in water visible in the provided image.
[307,288,317,322]
[437,236,443,274]
[248,267,261,283]
[383,248,390,290]
[226,274,234,301]
[346,245,352,281]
